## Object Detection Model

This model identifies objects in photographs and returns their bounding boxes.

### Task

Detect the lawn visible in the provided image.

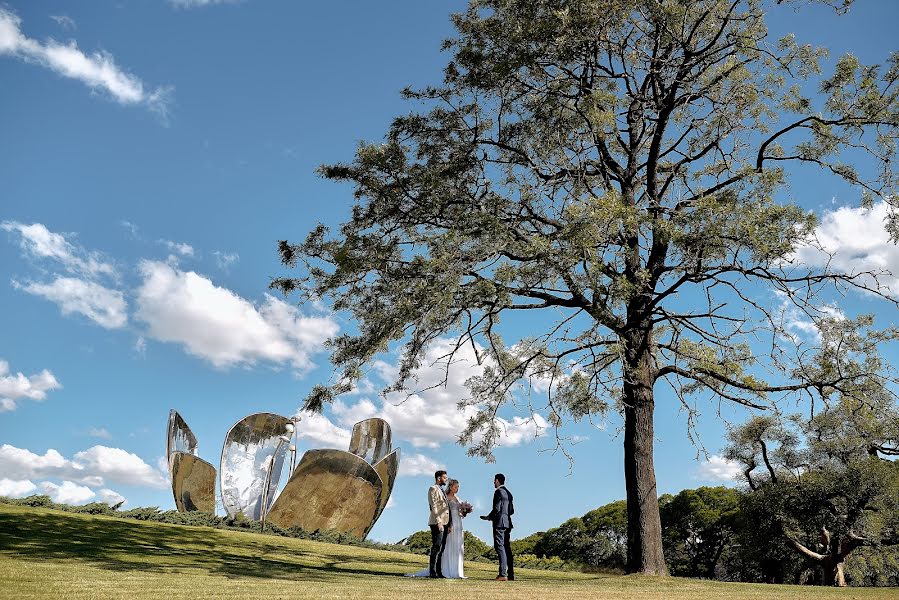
[0,504,895,599]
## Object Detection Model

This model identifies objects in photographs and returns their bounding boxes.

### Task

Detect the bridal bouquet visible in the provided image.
[460,501,473,517]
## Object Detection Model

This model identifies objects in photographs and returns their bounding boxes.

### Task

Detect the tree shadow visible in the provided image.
[0,507,425,582]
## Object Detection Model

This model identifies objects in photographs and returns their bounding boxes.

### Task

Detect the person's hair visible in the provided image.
[495,473,506,485]
[447,478,459,492]
[435,470,447,481]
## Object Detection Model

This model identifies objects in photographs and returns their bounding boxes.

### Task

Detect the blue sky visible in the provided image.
[1,0,898,544]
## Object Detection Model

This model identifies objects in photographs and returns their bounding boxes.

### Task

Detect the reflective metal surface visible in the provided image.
[266,449,383,538]
[166,409,199,470]
[220,412,291,520]
[170,452,216,513]
[368,448,400,535]
[348,418,392,465]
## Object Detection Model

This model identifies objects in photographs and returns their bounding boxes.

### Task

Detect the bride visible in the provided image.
[409,478,467,578]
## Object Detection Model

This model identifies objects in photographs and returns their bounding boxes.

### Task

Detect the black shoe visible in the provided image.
[436,574,447,579]
[429,574,438,578]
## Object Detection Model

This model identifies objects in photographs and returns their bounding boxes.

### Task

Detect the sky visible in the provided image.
[1,0,898,545]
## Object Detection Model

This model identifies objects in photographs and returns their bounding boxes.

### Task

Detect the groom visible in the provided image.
[427,469,452,578]
[481,473,514,581]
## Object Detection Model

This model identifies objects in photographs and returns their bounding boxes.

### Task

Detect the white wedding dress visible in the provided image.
[408,497,466,578]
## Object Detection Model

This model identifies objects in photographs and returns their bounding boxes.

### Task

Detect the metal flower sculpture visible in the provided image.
[267,418,400,538]
[166,410,216,513]
[166,411,399,539]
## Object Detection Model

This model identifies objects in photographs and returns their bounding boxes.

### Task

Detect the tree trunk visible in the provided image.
[822,557,847,587]
[623,333,669,575]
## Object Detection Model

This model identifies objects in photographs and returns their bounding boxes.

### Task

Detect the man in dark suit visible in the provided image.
[480,472,514,581]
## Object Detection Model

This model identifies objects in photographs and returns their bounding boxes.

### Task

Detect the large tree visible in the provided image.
[274,0,899,574]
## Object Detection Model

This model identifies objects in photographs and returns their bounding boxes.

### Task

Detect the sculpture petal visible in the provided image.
[220,412,291,520]
[348,418,392,465]
[170,451,216,513]
[266,449,382,539]
[166,409,199,473]
[367,448,400,535]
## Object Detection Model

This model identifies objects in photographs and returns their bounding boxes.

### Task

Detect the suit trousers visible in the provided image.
[429,524,450,576]
[493,526,514,579]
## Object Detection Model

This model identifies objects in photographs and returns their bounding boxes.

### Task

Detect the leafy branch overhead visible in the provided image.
[275,0,897,445]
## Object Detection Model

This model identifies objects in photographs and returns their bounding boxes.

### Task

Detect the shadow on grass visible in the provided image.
[0,506,424,582]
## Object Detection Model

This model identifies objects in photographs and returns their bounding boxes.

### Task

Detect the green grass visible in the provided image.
[0,504,895,599]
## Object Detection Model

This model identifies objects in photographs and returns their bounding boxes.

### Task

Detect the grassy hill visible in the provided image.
[0,504,896,600]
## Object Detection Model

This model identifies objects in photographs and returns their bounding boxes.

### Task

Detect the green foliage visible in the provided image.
[660,487,741,578]
[846,546,899,587]
[530,505,628,569]
[510,531,544,556]
[724,362,899,586]
[400,530,433,555]
[463,530,492,559]
[514,554,576,571]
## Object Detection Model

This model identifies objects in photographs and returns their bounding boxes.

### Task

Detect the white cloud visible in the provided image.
[0,478,37,497]
[159,240,194,257]
[2,221,116,280]
[793,201,899,295]
[73,446,168,489]
[135,260,338,370]
[3,222,126,329]
[0,444,167,489]
[97,488,127,506]
[88,427,112,440]
[294,410,352,449]
[169,0,241,8]
[398,453,443,477]
[120,220,140,239]
[773,290,846,344]
[49,15,76,31]
[494,413,549,447]
[0,359,61,412]
[213,251,239,270]
[40,480,95,504]
[0,8,172,117]
[332,339,548,449]
[13,277,127,329]
[696,454,742,482]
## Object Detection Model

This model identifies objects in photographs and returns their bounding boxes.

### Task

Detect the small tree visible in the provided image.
[275,0,899,574]
[725,318,899,586]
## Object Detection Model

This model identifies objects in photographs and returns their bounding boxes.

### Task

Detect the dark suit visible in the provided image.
[487,485,514,579]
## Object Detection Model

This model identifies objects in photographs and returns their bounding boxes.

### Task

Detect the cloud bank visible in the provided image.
[135,260,338,370]
[793,201,899,295]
